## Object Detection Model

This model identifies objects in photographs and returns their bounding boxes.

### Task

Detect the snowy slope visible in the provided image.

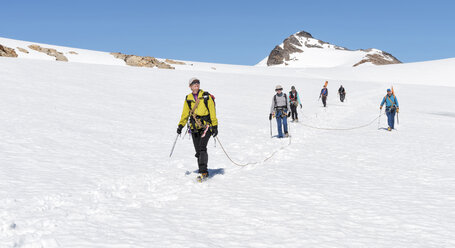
[257,31,400,68]
[0,37,126,66]
[1,40,455,247]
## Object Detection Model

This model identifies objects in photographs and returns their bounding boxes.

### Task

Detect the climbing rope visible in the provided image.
[215,135,291,167]
[299,113,385,131]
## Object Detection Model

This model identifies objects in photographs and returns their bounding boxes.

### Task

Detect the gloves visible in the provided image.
[380,106,383,110]
[177,124,183,134]
[396,108,399,113]
[287,112,291,117]
[211,126,218,137]
[300,104,302,109]
[269,114,273,120]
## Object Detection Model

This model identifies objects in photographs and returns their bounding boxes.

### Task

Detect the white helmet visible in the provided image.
[189,77,200,85]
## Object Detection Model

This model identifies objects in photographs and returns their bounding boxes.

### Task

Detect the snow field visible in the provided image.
[0,55,454,247]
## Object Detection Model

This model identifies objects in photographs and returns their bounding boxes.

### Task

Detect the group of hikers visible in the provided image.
[269,82,348,138]
[176,77,399,181]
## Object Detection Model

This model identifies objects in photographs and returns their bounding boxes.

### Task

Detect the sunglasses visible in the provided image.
[190,80,200,86]
[275,88,283,91]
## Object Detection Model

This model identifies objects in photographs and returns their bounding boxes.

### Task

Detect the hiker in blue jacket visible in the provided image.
[380,89,399,131]
[320,84,328,107]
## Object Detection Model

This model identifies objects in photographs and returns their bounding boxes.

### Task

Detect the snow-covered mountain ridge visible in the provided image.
[257,31,401,68]
[0,37,182,69]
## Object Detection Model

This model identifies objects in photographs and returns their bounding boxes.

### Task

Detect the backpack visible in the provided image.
[289,91,298,101]
[186,91,215,116]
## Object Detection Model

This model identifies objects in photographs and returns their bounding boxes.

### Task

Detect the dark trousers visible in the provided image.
[191,129,211,174]
[322,96,327,107]
[340,93,345,102]
[290,104,298,120]
[386,108,396,129]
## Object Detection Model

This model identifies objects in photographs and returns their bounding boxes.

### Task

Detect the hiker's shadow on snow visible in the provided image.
[186,168,225,178]
[207,168,225,178]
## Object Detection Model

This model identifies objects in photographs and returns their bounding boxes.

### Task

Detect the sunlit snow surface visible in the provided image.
[1,39,455,247]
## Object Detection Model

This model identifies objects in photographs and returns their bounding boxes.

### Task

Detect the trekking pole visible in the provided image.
[397,111,399,125]
[378,109,381,129]
[287,113,290,136]
[182,125,189,140]
[169,134,180,157]
[269,119,273,138]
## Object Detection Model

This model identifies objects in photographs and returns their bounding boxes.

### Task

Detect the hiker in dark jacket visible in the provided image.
[320,84,328,107]
[177,77,218,181]
[288,86,302,122]
[338,85,346,102]
[380,88,399,131]
[269,85,290,138]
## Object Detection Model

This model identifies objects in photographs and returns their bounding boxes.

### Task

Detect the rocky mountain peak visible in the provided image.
[262,30,401,68]
[295,31,313,39]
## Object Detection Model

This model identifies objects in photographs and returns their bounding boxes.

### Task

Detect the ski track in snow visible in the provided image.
[0,57,455,247]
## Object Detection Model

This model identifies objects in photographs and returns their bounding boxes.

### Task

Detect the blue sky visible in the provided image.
[1,0,454,65]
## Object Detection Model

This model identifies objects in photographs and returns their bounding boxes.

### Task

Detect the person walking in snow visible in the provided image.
[320,83,328,107]
[380,88,399,131]
[338,85,346,102]
[177,78,218,181]
[269,85,290,138]
[289,86,302,122]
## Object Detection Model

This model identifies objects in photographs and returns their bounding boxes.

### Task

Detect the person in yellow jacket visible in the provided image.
[177,77,218,181]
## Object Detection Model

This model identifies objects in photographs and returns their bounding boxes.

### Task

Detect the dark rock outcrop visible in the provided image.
[267,34,305,66]
[111,52,174,69]
[0,44,18,57]
[353,51,402,67]
[267,46,287,66]
[295,31,313,39]
[28,44,68,61]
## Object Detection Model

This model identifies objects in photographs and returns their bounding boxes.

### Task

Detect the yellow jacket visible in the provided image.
[178,90,218,129]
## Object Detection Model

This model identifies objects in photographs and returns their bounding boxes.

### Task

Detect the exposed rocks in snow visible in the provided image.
[28,44,68,61]
[284,35,304,54]
[111,52,174,69]
[353,52,402,67]
[0,44,18,57]
[17,47,29,54]
[264,30,400,67]
[295,31,313,39]
[267,45,287,66]
[165,59,185,65]
[68,51,78,55]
